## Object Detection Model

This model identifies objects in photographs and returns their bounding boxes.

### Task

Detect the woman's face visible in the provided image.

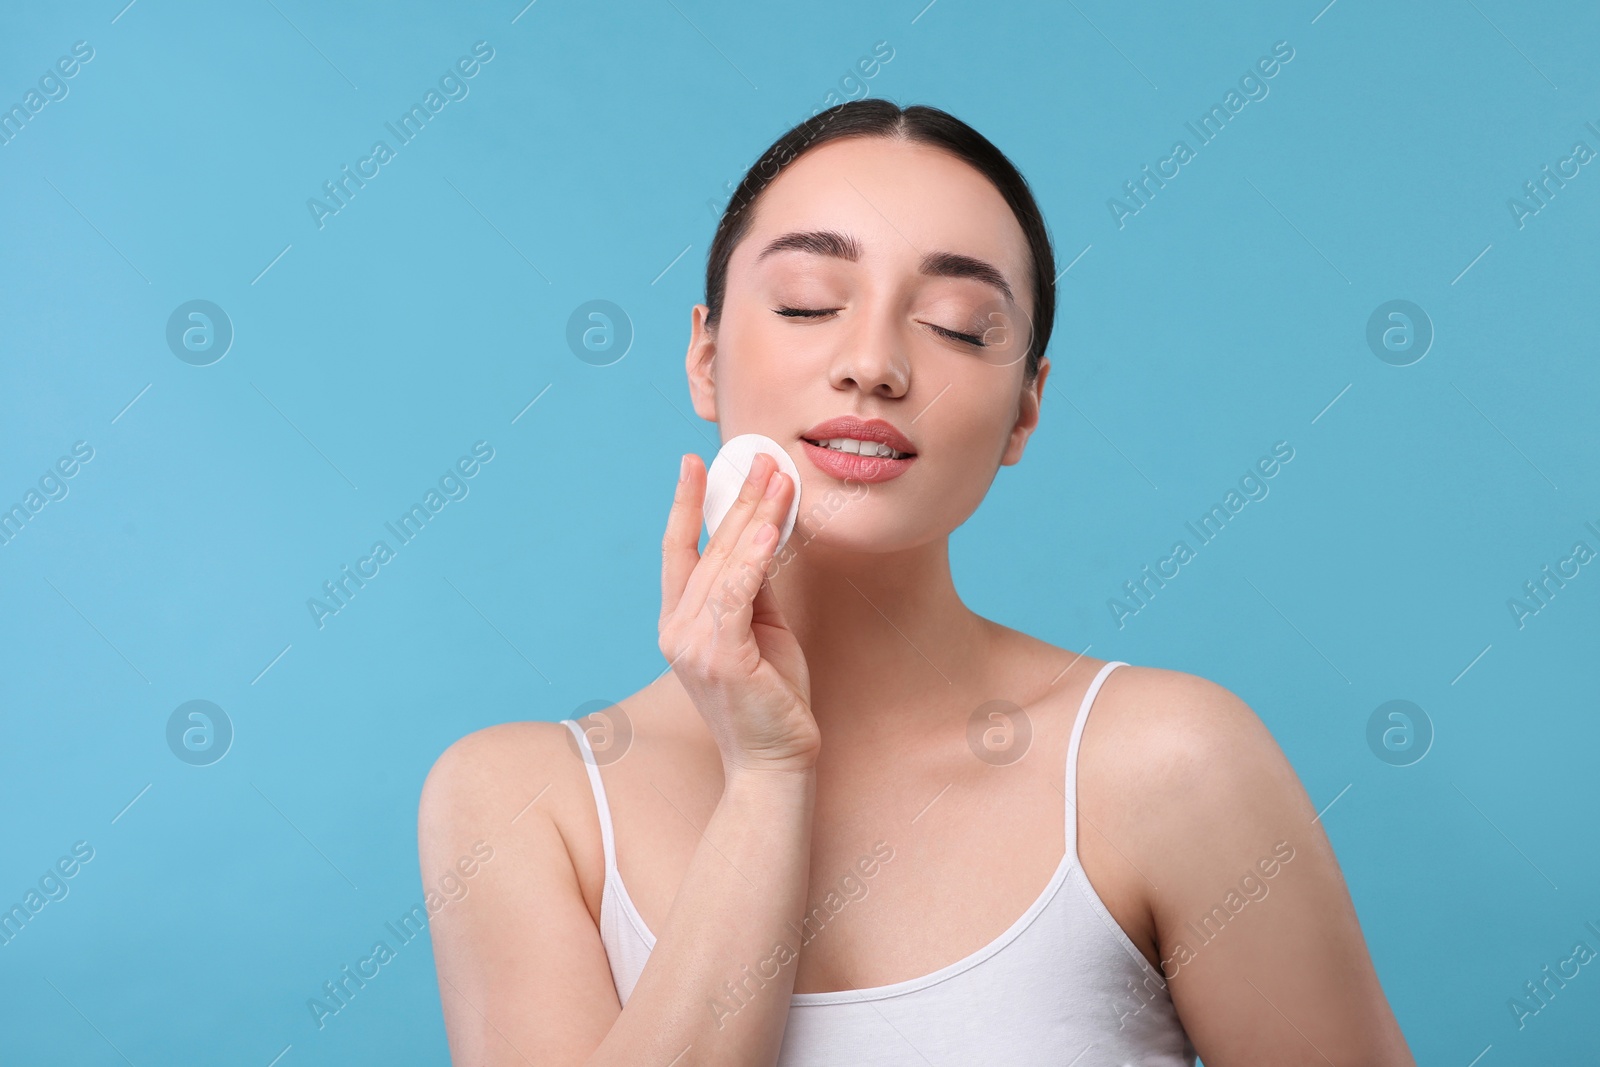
[686,134,1049,554]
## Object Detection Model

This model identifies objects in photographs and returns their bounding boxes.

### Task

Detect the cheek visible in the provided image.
[916,399,1014,504]
[930,371,1021,458]
[715,310,816,399]
[939,429,1008,504]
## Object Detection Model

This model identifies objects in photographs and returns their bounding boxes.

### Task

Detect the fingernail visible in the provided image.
[764,471,783,498]
[679,454,690,482]
[756,521,777,545]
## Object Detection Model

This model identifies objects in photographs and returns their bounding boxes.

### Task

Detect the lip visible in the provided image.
[798,416,918,484]
[800,440,916,482]
[800,416,918,456]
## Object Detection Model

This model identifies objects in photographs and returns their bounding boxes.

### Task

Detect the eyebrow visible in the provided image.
[755,229,1015,305]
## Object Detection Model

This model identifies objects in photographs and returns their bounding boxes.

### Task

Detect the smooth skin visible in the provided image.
[418,135,1415,1065]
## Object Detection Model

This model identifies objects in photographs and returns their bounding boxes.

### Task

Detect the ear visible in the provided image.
[686,303,719,422]
[999,355,1049,466]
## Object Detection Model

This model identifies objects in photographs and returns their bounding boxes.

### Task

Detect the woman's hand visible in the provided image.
[660,450,819,775]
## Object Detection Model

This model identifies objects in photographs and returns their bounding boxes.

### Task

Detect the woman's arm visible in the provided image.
[419,451,819,1065]
[418,721,817,1066]
[1101,668,1416,1065]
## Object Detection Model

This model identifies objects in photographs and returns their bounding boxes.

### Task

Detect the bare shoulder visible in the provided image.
[1084,664,1318,870]
[1091,663,1304,804]
[419,714,632,925]
[415,721,633,1059]
[1086,665,1415,1061]
[1041,660,1298,957]
[419,719,573,835]
[992,634,1302,828]
[417,719,603,897]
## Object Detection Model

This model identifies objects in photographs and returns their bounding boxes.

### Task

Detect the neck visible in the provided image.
[766,534,994,734]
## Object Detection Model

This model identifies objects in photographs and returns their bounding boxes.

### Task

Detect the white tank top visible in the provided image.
[560,659,1197,1065]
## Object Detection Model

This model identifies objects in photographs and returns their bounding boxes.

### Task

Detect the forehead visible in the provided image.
[735,135,1032,299]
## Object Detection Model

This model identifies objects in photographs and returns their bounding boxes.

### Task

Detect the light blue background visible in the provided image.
[3,0,1597,1062]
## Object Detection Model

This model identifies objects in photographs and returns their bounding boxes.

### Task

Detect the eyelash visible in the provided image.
[773,306,987,348]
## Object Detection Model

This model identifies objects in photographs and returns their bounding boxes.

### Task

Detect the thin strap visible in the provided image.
[561,719,618,878]
[1064,660,1127,860]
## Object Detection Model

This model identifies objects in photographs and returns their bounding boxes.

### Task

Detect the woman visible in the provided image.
[418,99,1415,1065]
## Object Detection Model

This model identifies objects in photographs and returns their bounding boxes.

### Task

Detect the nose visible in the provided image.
[826,310,911,398]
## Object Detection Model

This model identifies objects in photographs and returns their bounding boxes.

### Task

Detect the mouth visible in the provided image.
[798,416,917,456]
[797,416,918,482]
[799,436,915,461]
[797,436,918,483]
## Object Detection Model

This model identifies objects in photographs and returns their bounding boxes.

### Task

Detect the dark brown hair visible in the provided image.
[703,99,1057,383]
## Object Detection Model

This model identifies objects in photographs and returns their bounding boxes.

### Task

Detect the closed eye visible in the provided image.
[773,306,838,318]
[772,306,988,347]
[928,323,986,347]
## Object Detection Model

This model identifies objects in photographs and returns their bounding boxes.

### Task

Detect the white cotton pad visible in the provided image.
[702,433,803,553]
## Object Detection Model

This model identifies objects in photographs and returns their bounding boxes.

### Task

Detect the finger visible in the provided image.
[702,463,795,634]
[748,463,800,617]
[703,490,787,641]
[677,451,777,618]
[677,449,771,620]
[660,452,705,622]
